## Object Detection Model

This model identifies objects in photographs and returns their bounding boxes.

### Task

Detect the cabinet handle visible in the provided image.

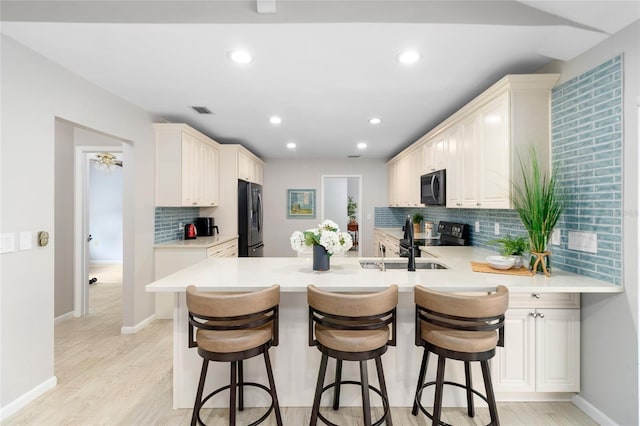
[192,202,198,205]
[476,202,481,206]
[538,312,545,319]
[532,293,541,299]
[529,312,538,318]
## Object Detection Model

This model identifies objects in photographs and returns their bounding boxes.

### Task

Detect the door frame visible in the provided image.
[74,145,123,316]
[320,175,363,256]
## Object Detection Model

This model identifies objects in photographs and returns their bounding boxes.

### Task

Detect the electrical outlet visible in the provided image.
[178,222,184,231]
[494,222,500,235]
[551,229,561,246]
[475,221,480,232]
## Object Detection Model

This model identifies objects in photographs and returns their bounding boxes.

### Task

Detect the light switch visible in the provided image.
[568,231,597,254]
[551,229,561,246]
[494,223,500,235]
[19,231,32,251]
[1,233,15,254]
[475,221,480,232]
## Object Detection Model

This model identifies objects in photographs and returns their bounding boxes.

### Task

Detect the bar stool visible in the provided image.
[186,285,283,426]
[307,284,398,426]
[412,285,509,426]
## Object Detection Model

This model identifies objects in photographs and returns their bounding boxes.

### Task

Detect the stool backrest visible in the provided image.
[307,284,398,347]
[414,285,509,346]
[186,284,280,348]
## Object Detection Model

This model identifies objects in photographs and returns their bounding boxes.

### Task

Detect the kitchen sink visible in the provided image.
[359,260,448,270]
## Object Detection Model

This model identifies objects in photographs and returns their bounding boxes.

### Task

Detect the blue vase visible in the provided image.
[312,244,330,271]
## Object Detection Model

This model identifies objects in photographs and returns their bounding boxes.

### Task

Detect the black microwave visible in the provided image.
[420,169,446,205]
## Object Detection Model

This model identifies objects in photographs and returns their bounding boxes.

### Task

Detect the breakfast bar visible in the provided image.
[145,246,621,409]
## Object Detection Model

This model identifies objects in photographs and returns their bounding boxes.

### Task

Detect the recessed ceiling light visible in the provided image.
[229,50,253,64]
[397,50,420,64]
[357,142,367,149]
[286,142,296,149]
[269,116,282,125]
[369,117,382,125]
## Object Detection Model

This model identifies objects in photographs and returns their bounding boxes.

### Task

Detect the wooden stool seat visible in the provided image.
[308,284,398,426]
[186,285,283,426]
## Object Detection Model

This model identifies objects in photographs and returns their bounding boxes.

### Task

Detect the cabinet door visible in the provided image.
[201,143,219,206]
[432,135,447,172]
[535,308,580,392]
[181,133,198,206]
[460,114,480,208]
[422,141,435,174]
[387,161,399,207]
[446,125,462,207]
[492,308,536,392]
[478,93,511,208]
[238,151,253,182]
[253,162,264,185]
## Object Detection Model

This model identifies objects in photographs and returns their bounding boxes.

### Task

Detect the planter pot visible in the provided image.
[312,244,330,271]
[413,223,421,234]
[529,251,551,276]
[512,255,523,268]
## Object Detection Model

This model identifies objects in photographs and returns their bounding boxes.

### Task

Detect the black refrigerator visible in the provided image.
[238,180,264,257]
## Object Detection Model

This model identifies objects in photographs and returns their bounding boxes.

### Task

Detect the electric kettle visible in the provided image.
[184,223,197,240]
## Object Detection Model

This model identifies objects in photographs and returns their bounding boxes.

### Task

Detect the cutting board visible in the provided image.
[470,261,535,277]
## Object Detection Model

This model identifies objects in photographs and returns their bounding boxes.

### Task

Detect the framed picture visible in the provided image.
[287,189,316,219]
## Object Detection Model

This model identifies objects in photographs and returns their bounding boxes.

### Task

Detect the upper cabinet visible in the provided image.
[238,150,264,185]
[154,123,220,207]
[388,74,559,210]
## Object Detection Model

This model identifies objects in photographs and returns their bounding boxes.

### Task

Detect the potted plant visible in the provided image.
[412,213,424,234]
[490,235,528,267]
[347,196,358,224]
[512,146,565,275]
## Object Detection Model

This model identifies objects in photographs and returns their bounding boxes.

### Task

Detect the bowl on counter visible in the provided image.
[486,255,516,270]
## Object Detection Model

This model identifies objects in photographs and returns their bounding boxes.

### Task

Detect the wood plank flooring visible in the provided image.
[5,264,597,425]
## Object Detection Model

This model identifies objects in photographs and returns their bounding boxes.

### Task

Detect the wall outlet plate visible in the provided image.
[475,221,480,232]
[494,222,500,235]
[551,229,561,246]
[568,231,597,254]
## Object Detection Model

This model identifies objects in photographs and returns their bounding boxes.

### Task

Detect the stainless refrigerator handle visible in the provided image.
[257,192,263,233]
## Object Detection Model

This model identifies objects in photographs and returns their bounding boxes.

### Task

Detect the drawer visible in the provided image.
[206,245,226,257]
[509,292,580,309]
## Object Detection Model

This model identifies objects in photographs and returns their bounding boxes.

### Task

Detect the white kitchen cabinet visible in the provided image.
[373,229,400,257]
[238,150,264,184]
[155,123,220,207]
[154,236,238,318]
[389,74,558,210]
[492,292,580,394]
[387,149,421,207]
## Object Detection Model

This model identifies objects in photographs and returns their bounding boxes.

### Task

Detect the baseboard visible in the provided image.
[54,311,74,325]
[120,314,155,334]
[572,394,619,426]
[0,376,57,422]
[89,260,123,265]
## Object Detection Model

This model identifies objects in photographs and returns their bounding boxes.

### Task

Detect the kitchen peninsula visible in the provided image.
[146,248,621,409]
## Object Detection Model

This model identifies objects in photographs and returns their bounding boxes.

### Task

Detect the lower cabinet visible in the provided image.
[492,292,580,393]
[373,229,400,257]
[154,237,238,319]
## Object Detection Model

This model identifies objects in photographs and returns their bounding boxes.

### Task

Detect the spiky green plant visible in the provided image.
[512,146,565,263]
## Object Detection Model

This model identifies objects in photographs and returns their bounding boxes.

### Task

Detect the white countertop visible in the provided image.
[145,245,621,294]
[154,234,238,249]
[376,227,440,241]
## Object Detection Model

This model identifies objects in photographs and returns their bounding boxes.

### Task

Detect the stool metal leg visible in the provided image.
[333,359,343,410]
[230,361,237,426]
[432,355,446,426]
[192,358,209,426]
[464,361,475,417]
[375,356,393,426]
[238,360,244,412]
[359,360,372,426]
[481,360,500,426]
[310,353,329,426]
[412,348,429,416]
[263,349,283,426]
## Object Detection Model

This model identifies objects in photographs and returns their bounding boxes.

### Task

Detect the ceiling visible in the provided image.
[2,1,638,160]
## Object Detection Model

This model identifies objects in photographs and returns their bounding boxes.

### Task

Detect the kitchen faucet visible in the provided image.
[377,242,386,271]
[404,215,416,272]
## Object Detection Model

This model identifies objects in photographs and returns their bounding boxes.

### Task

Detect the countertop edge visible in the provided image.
[154,234,238,249]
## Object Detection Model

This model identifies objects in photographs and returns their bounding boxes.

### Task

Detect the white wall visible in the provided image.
[1,35,157,415]
[323,177,349,231]
[538,21,639,426]
[263,158,386,257]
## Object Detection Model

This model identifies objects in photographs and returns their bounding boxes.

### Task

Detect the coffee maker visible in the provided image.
[195,217,218,237]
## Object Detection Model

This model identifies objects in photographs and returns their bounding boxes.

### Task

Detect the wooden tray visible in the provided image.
[470,261,535,276]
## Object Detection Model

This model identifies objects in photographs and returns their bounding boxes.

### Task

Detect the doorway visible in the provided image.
[321,175,362,256]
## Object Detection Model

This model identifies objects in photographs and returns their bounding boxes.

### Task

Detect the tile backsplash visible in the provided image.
[375,55,623,285]
[154,207,200,243]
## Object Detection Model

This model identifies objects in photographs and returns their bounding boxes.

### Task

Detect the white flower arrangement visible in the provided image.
[290,219,353,256]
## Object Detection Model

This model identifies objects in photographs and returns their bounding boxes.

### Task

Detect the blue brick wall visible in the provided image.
[376,56,623,284]
[154,207,200,243]
[550,56,623,284]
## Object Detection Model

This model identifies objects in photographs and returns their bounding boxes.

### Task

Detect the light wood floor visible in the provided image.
[5,264,597,425]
